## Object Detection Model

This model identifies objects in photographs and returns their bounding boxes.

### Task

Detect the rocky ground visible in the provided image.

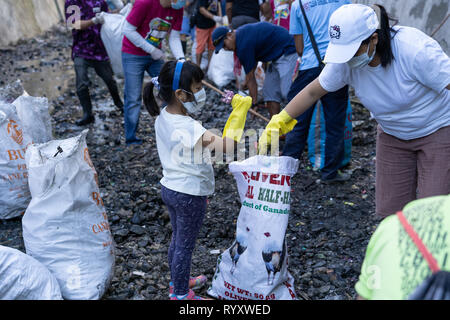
[0,26,383,300]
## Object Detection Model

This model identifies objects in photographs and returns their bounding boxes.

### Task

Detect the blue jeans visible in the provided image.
[161,185,207,296]
[122,52,163,145]
[283,66,349,180]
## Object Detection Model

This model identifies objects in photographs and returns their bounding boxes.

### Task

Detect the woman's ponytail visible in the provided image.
[370,4,399,67]
[143,82,160,117]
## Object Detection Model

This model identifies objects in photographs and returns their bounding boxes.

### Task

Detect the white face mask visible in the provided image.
[181,88,206,113]
[347,42,376,69]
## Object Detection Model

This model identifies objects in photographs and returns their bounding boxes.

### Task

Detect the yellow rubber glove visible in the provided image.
[222,94,253,142]
[258,110,298,155]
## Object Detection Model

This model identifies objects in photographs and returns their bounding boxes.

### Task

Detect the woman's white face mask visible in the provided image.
[180,88,206,113]
[348,42,376,69]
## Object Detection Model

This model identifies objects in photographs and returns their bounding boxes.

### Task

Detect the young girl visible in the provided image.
[143,59,252,300]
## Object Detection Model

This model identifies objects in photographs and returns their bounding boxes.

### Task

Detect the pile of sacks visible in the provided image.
[0,81,115,300]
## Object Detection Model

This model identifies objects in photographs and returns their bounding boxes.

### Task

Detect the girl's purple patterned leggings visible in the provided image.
[161,185,207,296]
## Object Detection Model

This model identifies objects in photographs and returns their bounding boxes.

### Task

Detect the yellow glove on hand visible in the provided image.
[222,94,253,142]
[258,110,297,155]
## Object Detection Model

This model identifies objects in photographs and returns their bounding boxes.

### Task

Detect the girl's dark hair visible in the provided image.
[362,4,399,68]
[143,60,204,116]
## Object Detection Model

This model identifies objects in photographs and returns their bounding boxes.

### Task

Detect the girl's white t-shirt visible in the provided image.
[319,26,450,140]
[155,107,215,196]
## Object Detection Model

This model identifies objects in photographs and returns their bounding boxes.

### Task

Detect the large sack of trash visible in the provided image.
[208,156,299,300]
[207,50,235,88]
[12,95,53,144]
[101,3,132,78]
[307,100,353,170]
[0,103,33,219]
[22,130,115,300]
[0,245,62,300]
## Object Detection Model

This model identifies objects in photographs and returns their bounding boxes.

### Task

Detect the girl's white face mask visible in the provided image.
[347,42,376,69]
[181,88,206,114]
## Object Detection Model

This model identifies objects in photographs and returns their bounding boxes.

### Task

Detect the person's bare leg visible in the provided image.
[196,53,202,67]
[180,33,187,55]
[205,50,214,72]
[267,101,281,119]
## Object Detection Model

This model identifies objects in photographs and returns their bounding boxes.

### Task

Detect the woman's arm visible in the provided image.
[199,6,215,20]
[226,2,233,24]
[293,34,304,57]
[245,68,258,104]
[284,77,328,119]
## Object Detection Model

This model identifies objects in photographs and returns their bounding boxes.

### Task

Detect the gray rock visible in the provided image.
[130,225,146,235]
[115,229,129,237]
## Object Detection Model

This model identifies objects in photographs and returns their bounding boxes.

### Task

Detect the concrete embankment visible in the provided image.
[355,0,449,53]
[0,0,448,52]
[0,0,65,48]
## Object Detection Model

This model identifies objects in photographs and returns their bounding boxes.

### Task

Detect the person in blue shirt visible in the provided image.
[283,0,351,183]
[212,22,298,118]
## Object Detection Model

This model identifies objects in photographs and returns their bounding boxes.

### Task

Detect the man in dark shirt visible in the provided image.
[65,0,123,126]
[225,0,261,29]
[213,22,298,117]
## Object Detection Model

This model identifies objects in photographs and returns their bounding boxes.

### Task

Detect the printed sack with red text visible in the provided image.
[208,156,299,300]
[22,130,115,300]
[0,103,33,219]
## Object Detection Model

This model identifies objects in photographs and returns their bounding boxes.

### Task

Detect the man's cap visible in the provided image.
[324,4,380,64]
[212,26,231,54]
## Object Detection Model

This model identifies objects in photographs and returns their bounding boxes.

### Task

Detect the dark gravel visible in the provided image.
[0,26,383,300]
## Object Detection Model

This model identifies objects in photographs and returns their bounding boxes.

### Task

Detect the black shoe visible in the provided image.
[322,170,351,184]
[114,99,124,115]
[76,115,95,126]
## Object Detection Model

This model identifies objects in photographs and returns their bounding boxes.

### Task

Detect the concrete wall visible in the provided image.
[354,0,449,54]
[1,0,448,53]
[0,0,65,48]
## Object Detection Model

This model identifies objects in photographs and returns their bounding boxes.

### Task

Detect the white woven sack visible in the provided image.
[208,156,299,300]
[0,103,33,219]
[100,4,132,78]
[0,245,62,300]
[22,130,115,300]
[207,50,235,88]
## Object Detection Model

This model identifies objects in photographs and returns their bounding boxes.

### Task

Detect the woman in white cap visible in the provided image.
[259,4,450,218]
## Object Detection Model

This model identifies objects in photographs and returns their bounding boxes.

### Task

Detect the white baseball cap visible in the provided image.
[324,4,380,64]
